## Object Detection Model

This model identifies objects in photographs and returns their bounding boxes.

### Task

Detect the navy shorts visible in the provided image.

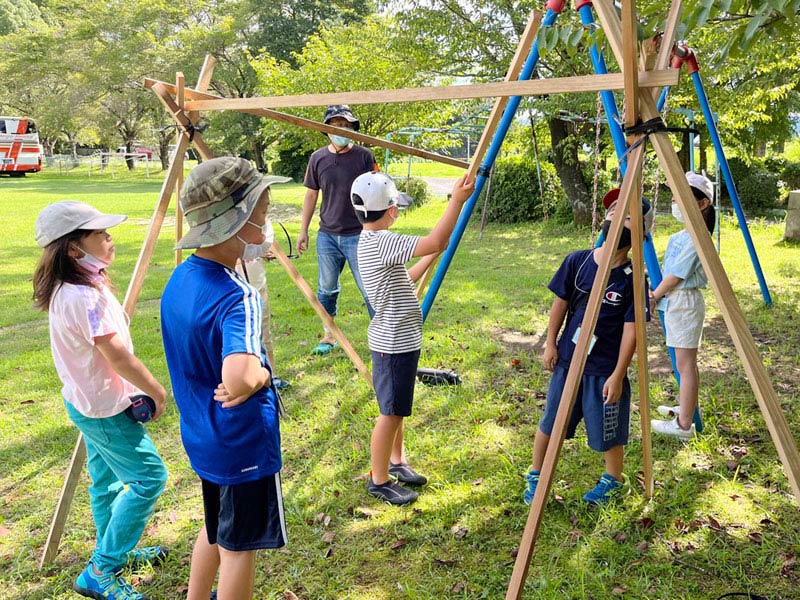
[201,473,287,551]
[538,364,630,452]
[371,350,420,417]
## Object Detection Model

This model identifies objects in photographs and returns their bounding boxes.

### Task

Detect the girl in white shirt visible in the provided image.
[33,201,168,600]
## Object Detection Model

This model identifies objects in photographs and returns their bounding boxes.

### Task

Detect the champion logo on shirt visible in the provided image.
[604,291,623,304]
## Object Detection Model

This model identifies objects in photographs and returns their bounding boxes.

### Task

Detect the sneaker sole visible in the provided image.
[368,488,419,506]
[74,581,148,600]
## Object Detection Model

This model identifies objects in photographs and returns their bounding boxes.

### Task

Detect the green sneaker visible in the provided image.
[74,564,146,600]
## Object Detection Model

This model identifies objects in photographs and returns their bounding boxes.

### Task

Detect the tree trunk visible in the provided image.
[677,129,690,172]
[548,117,591,225]
[251,138,266,172]
[158,131,173,171]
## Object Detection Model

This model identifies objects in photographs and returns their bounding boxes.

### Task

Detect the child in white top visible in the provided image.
[33,201,168,600]
[650,172,716,440]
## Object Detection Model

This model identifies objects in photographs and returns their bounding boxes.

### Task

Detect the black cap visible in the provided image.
[323,105,360,131]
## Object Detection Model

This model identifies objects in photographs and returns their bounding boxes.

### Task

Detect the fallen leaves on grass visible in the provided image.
[283,590,299,600]
[635,541,649,553]
[322,531,336,543]
[354,506,380,518]
[390,539,408,550]
[434,557,456,566]
[450,525,468,539]
[450,582,466,593]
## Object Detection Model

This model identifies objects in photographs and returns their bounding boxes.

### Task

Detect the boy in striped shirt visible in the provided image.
[353,172,474,505]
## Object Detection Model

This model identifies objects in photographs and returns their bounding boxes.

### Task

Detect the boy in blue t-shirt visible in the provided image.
[352,171,474,506]
[161,157,290,600]
[524,189,651,506]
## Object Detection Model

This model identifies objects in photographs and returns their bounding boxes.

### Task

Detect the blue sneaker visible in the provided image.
[582,473,623,505]
[126,545,168,568]
[523,469,541,505]
[74,564,146,599]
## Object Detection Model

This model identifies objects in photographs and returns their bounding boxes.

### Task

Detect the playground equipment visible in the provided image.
[39,7,800,600]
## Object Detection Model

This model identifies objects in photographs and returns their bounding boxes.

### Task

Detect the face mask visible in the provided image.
[600,221,632,249]
[239,219,275,261]
[330,134,352,148]
[73,245,109,274]
[672,203,685,223]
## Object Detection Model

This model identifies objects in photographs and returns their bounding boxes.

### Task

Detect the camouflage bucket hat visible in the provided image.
[175,157,291,250]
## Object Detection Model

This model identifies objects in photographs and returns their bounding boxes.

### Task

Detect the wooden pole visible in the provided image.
[39,57,216,568]
[38,434,86,569]
[143,79,469,170]
[506,145,648,599]
[270,242,373,388]
[182,71,679,112]
[619,0,654,500]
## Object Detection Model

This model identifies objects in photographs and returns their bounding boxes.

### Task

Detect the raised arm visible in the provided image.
[413,174,475,257]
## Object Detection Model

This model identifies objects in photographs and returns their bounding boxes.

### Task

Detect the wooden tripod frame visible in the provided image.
[40,8,799,596]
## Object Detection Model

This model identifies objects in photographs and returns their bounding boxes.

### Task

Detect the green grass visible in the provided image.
[386,159,465,179]
[1,168,799,599]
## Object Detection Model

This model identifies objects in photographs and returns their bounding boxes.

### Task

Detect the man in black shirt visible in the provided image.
[299,105,377,355]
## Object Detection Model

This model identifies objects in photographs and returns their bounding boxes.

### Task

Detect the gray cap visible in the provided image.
[176,157,291,250]
[35,201,127,247]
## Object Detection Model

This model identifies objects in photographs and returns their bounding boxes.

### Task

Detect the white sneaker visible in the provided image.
[656,405,680,418]
[651,416,695,441]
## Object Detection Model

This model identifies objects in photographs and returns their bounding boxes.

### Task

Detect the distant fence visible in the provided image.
[44,153,153,178]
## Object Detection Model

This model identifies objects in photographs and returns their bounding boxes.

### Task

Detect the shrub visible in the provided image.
[273,147,313,180]
[394,177,430,210]
[484,155,566,223]
[718,156,779,213]
[736,169,780,212]
[781,161,800,192]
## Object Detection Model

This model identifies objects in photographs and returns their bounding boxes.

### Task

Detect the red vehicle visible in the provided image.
[0,116,43,175]
[117,145,153,159]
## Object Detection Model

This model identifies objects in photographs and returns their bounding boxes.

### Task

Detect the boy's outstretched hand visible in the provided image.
[450,174,475,205]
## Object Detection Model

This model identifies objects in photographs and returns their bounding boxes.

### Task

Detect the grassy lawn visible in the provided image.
[1,167,799,599]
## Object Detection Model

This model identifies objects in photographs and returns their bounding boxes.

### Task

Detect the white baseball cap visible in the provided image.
[684,171,714,201]
[350,172,413,215]
[35,201,127,247]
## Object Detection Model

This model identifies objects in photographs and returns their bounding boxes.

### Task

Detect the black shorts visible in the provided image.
[371,350,420,417]
[201,473,287,551]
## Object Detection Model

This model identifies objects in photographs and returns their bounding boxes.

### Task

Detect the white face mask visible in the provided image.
[239,219,275,261]
[671,203,685,223]
[330,134,352,148]
[73,245,110,274]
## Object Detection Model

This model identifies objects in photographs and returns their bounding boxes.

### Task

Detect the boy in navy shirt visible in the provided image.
[161,157,290,600]
[524,189,651,506]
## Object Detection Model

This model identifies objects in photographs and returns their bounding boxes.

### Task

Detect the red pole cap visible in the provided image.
[574,0,593,10]
[546,0,568,13]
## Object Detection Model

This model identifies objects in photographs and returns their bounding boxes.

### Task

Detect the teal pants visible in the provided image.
[65,401,167,573]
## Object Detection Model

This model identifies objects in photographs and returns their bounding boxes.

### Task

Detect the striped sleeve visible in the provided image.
[221,269,263,358]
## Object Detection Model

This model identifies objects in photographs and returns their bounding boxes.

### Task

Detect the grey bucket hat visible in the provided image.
[176,157,291,250]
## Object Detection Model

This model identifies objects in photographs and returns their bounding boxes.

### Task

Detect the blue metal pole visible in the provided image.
[689,69,773,306]
[580,4,702,430]
[420,7,562,320]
